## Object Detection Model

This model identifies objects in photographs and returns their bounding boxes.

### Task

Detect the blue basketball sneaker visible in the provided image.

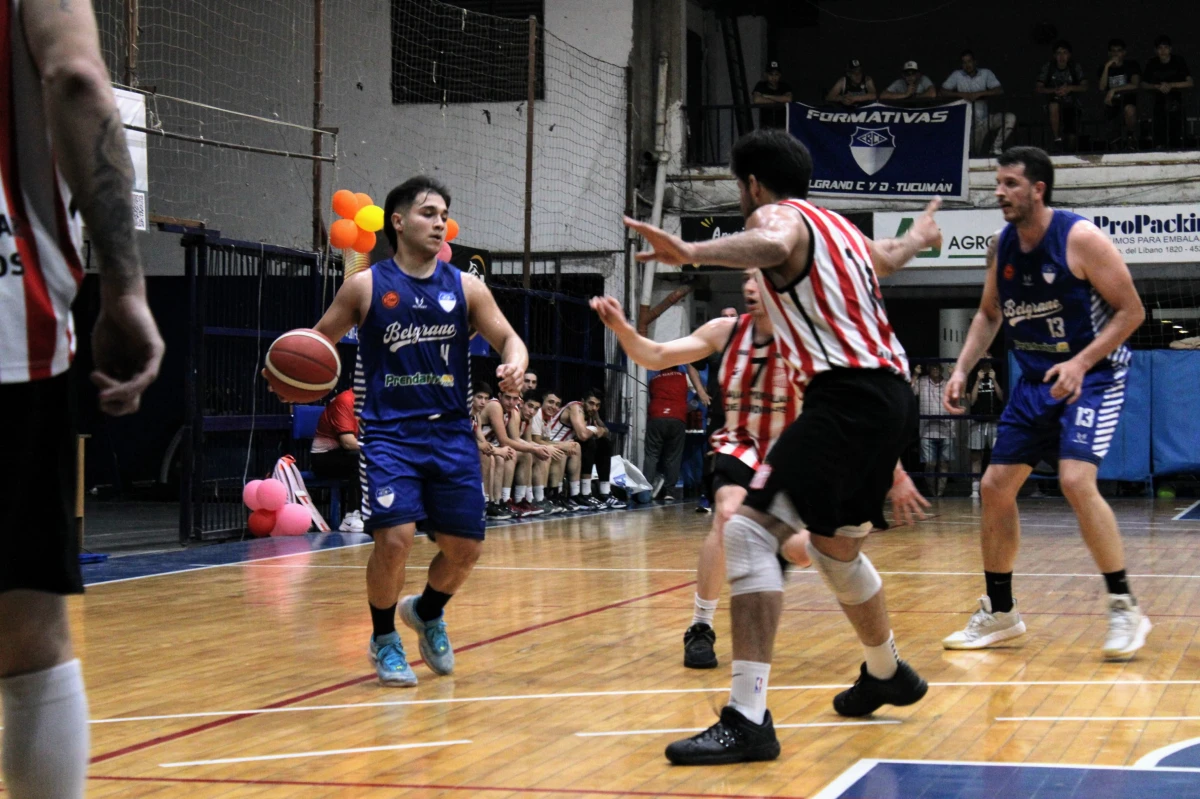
[398,595,455,675]
[368,631,417,687]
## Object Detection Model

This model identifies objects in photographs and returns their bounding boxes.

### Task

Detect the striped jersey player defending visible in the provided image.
[941,147,1150,661]
[1,0,164,795]
[625,128,942,765]
[593,274,811,670]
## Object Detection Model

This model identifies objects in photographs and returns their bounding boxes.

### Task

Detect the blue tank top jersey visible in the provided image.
[357,258,472,424]
[995,209,1131,380]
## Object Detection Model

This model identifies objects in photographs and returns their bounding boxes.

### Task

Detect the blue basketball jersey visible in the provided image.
[996,210,1131,380]
[357,258,472,424]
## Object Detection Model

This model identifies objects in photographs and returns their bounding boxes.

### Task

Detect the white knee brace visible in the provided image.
[805,539,882,606]
[724,515,784,596]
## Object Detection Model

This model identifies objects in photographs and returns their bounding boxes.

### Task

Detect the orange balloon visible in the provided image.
[354,192,373,211]
[329,218,359,249]
[351,227,376,254]
[445,218,459,243]
[332,189,358,219]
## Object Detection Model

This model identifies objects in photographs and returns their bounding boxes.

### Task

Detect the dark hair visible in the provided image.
[522,389,541,403]
[1053,39,1072,54]
[960,48,974,59]
[731,129,812,200]
[383,176,452,251]
[997,146,1055,205]
[471,380,492,396]
[543,390,562,403]
[584,387,604,403]
[1108,38,1126,49]
[1155,34,1172,48]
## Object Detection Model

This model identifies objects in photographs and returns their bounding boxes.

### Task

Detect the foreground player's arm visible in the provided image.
[1044,222,1145,403]
[590,295,733,370]
[944,237,1004,413]
[24,0,165,415]
[464,274,527,394]
[313,271,371,344]
[868,197,943,277]
[624,204,805,270]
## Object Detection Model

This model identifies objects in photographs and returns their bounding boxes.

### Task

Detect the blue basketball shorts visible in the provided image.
[990,369,1127,467]
[362,415,486,538]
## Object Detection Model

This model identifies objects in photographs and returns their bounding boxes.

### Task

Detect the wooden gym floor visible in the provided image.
[49,498,1200,797]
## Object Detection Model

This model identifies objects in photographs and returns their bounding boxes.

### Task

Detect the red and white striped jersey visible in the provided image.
[757,199,908,385]
[542,400,581,442]
[482,399,511,446]
[709,314,803,469]
[0,0,84,384]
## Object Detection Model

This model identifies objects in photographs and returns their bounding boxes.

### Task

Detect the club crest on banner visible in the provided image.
[850,127,896,175]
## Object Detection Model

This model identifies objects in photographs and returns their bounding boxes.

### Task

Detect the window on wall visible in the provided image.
[391,0,546,104]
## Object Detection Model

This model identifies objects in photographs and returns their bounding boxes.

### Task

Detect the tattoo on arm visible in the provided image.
[80,112,142,291]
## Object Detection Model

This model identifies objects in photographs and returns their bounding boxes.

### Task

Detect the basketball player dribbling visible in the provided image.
[305,176,528,686]
[624,128,942,764]
[1,0,165,795]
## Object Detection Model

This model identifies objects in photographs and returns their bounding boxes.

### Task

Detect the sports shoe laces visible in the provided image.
[423,617,450,654]
[966,607,996,632]
[691,719,742,749]
[378,640,408,670]
[1109,604,1136,635]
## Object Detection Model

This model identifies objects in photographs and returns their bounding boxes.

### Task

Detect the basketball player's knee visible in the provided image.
[980,470,1017,505]
[724,514,783,596]
[1058,468,1097,504]
[443,538,483,569]
[373,528,413,564]
[805,539,882,606]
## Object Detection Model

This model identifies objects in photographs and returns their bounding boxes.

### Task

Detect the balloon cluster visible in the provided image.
[242,479,312,537]
[329,190,383,254]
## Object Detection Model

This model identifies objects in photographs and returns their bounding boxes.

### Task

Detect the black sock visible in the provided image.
[985,571,1014,613]
[1104,569,1132,597]
[370,603,397,638]
[415,584,453,622]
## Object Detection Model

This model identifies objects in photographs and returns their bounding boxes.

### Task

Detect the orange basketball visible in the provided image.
[264,329,341,404]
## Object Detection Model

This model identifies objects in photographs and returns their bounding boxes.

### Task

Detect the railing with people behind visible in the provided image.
[685,90,1200,166]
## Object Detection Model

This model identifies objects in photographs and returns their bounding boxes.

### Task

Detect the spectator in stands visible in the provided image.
[913,363,954,497]
[881,60,936,104]
[517,390,561,515]
[530,390,583,511]
[1142,35,1193,149]
[524,371,537,391]
[967,358,1004,499]
[577,388,625,508]
[941,49,1015,156]
[1098,38,1141,150]
[310,389,364,532]
[752,61,793,129]
[826,58,878,106]
[644,365,705,502]
[1036,40,1088,152]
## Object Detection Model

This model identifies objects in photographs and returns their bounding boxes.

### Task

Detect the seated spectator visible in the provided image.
[1142,35,1193,149]
[643,365,705,502]
[473,383,516,520]
[1036,40,1088,152]
[524,370,537,392]
[752,61,793,129]
[531,390,583,511]
[942,49,1015,156]
[578,388,624,508]
[480,388,555,518]
[967,358,1004,499]
[516,390,562,515]
[310,389,363,532]
[881,60,937,104]
[1098,38,1141,150]
[826,58,877,106]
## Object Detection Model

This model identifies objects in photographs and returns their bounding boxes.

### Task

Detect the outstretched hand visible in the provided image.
[496,363,525,395]
[910,196,944,251]
[589,295,631,332]
[623,216,694,267]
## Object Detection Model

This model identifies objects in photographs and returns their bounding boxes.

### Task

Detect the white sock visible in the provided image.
[569,481,580,496]
[864,631,899,680]
[581,478,592,495]
[599,481,610,496]
[728,660,770,725]
[515,485,529,502]
[533,485,545,501]
[692,594,718,626]
[501,486,511,502]
[1,659,89,799]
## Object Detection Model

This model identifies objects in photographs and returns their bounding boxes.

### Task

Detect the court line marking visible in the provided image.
[575,720,900,737]
[89,579,695,764]
[92,680,1200,725]
[89,774,806,799]
[810,758,881,799]
[997,716,1200,723]
[1175,500,1200,521]
[159,739,470,767]
[84,542,374,587]
[1136,735,1200,767]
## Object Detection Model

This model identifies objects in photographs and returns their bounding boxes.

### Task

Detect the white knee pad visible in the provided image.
[724,515,784,596]
[805,540,882,606]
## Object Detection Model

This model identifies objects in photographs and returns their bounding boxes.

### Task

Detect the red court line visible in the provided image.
[89,774,805,798]
[90,580,695,765]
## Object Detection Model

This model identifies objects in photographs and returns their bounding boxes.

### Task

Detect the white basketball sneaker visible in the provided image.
[942,596,1027,650]
[1103,594,1151,661]
[338,510,364,533]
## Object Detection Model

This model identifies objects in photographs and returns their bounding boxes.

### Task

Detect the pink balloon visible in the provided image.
[242,480,264,511]
[256,478,289,512]
[271,503,312,536]
[437,242,453,263]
